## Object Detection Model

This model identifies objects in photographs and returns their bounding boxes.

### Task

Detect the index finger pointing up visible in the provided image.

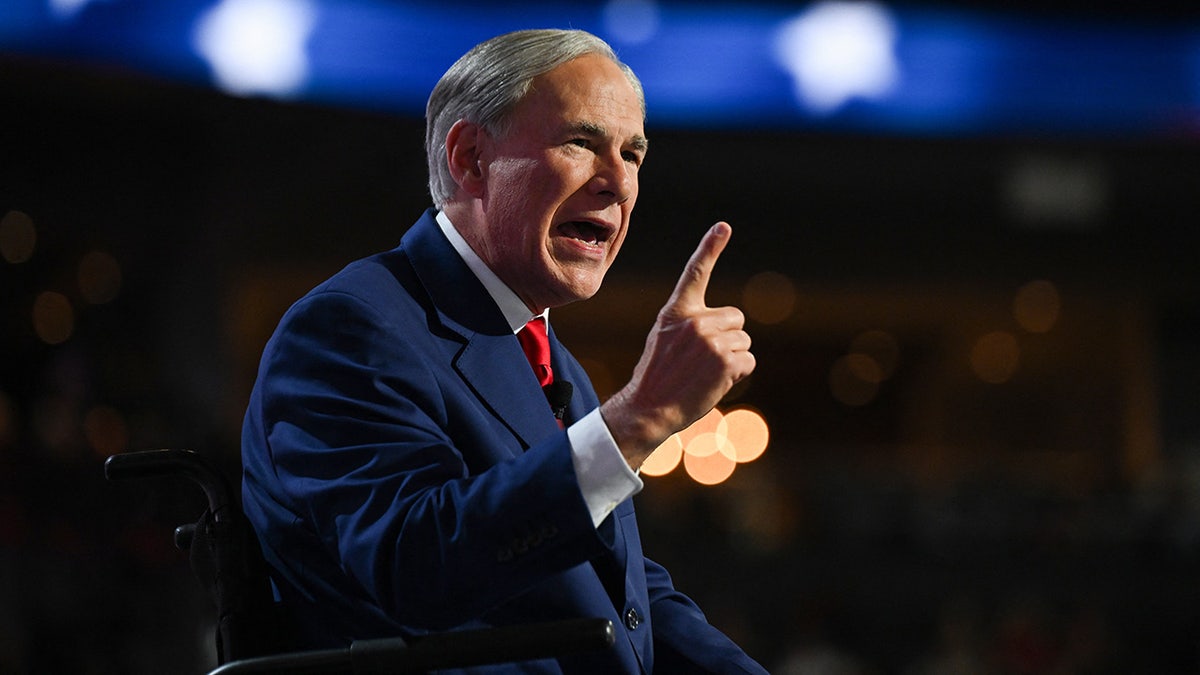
[667,222,732,312]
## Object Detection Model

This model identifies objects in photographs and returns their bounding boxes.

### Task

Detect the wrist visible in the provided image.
[599,390,674,469]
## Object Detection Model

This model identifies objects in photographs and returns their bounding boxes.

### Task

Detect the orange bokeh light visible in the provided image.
[642,434,683,477]
[830,354,879,406]
[33,291,75,345]
[684,447,737,485]
[971,330,1020,384]
[686,431,735,460]
[1014,279,1060,334]
[677,408,725,447]
[642,406,771,483]
[724,408,769,463]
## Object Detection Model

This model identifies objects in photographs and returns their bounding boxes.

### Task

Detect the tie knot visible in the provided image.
[517,317,553,387]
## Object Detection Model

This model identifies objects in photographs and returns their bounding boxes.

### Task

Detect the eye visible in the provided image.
[567,138,589,148]
[622,150,644,166]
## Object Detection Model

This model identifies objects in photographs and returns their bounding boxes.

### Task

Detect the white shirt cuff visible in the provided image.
[567,407,644,528]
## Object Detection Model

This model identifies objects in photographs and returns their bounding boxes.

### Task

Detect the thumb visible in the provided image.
[666,222,731,312]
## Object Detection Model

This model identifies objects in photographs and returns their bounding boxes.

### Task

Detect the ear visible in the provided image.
[445,118,488,199]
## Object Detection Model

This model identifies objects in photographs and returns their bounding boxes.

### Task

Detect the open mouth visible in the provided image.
[557,221,610,246]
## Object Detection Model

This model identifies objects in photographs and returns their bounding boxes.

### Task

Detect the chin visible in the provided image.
[547,279,604,308]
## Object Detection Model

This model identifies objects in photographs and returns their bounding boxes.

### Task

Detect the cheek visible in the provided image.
[611,199,637,254]
[497,166,568,225]
[606,225,630,262]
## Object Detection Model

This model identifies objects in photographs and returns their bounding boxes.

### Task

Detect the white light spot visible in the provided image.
[774,1,900,115]
[1004,154,1109,229]
[47,0,99,20]
[603,0,661,45]
[192,0,317,99]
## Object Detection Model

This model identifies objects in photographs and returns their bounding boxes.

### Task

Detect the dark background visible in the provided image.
[3,3,1200,671]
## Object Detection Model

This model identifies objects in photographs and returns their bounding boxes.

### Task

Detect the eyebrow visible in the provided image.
[571,120,649,153]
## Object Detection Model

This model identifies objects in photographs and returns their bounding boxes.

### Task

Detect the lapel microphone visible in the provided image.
[542,380,573,421]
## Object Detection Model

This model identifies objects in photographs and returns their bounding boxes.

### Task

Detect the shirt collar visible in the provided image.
[436,210,547,334]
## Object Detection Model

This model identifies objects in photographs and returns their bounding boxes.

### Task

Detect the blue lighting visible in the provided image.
[2,0,1198,138]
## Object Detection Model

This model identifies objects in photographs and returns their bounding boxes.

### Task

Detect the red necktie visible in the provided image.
[517,317,553,387]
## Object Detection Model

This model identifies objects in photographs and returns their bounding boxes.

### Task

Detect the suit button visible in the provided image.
[624,607,641,631]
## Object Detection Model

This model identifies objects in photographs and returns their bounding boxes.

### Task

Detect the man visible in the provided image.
[241,28,764,673]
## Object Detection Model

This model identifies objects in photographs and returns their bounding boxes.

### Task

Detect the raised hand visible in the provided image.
[601,222,756,468]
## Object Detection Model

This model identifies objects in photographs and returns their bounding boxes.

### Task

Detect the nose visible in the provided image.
[590,150,635,204]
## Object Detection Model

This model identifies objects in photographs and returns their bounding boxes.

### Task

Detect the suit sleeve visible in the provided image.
[249,289,607,630]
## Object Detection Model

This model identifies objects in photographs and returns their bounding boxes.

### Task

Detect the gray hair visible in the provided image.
[425,29,645,208]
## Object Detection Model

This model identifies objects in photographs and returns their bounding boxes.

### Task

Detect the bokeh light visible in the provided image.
[78,250,123,305]
[687,431,735,461]
[643,406,770,483]
[683,445,737,485]
[32,291,75,345]
[971,330,1020,383]
[32,395,80,460]
[830,353,880,406]
[1014,279,1060,333]
[602,0,662,45]
[84,405,129,458]
[742,271,797,325]
[193,0,317,99]
[0,210,36,264]
[724,407,769,463]
[849,329,899,379]
[774,1,900,114]
[846,352,883,384]
[642,433,683,477]
[678,408,726,448]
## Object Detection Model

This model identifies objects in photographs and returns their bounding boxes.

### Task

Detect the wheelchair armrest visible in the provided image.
[105,449,233,519]
[206,618,616,675]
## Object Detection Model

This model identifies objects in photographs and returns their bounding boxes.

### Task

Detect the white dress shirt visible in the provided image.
[435,211,643,527]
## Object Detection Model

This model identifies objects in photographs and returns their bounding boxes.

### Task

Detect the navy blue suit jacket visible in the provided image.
[241,209,766,673]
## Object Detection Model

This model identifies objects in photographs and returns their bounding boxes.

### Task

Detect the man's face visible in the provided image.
[468,53,647,313]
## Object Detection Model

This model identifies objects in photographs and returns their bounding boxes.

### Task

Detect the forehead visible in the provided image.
[513,54,645,138]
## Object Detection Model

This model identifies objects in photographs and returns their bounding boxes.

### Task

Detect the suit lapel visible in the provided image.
[401,210,561,451]
[546,323,595,426]
[455,332,561,449]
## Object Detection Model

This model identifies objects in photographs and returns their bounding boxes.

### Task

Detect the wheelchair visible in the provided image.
[104,449,614,674]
